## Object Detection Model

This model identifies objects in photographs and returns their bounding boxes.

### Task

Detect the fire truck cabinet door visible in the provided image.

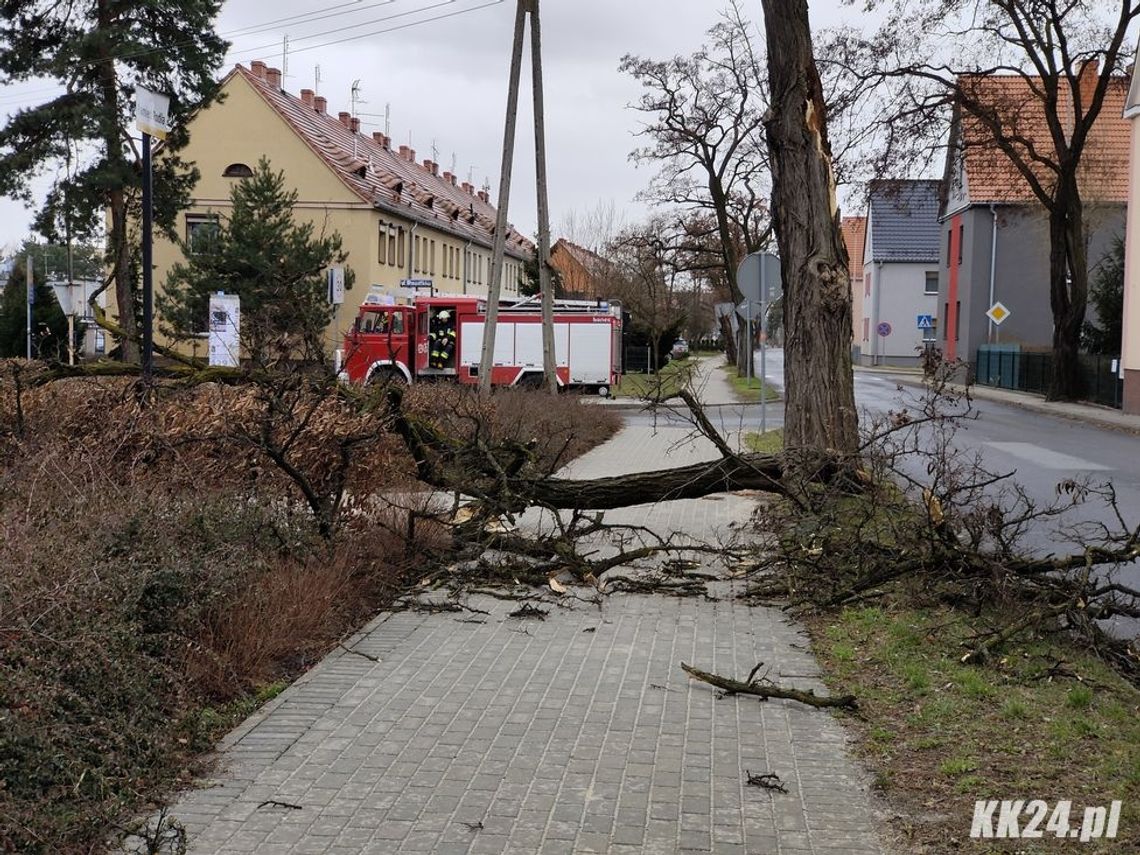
[415,310,430,374]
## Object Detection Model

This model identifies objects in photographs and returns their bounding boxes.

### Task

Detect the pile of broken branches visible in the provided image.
[741,367,1140,681]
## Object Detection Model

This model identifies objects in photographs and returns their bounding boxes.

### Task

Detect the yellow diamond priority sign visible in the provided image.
[986,301,1010,325]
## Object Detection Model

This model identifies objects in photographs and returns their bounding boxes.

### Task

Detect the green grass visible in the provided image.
[743,429,784,453]
[806,605,1140,853]
[612,360,691,399]
[720,364,781,402]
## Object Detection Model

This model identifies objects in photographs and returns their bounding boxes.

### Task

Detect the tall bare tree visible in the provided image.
[620,1,771,370]
[608,219,691,370]
[824,0,1140,401]
[761,0,859,454]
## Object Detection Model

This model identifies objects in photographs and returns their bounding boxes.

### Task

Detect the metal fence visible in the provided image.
[976,346,1123,408]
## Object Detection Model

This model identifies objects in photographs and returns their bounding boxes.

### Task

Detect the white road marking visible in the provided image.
[985,442,1111,471]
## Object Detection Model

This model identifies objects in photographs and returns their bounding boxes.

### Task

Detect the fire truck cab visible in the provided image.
[339,295,622,394]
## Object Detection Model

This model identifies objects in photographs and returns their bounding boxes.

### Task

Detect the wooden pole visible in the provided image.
[478,0,528,393]
[530,0,557,394]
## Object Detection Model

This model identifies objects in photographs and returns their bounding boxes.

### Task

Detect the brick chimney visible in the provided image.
[408,148,416,163]
[251,60,267,80]
[462,182,474,195]
[338,111,352,128]
[1078,59,1099,109]
[350,117,361,133]
[313,96,327,114]
[372,132,385,145]
[399,145,410,160]
[477,190,489,203]
[265,67,282,89]
[300,88,314,107]
[442,171,453,184]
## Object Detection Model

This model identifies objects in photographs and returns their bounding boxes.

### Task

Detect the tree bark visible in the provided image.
[1047,178,1088,401]
[96,0,138,364]
[519,452,788,509]
[760,0,858,454]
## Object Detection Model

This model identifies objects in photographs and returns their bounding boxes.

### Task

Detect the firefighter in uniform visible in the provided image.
[430,310,456,369]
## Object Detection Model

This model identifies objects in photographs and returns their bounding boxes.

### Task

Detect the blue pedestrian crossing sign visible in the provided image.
[916,314,935,330]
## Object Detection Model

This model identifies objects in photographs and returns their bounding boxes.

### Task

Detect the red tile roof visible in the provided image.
[840,216,866,280]
[552,239,609,270]
[957,68,1129,205]
[232,64,533,259]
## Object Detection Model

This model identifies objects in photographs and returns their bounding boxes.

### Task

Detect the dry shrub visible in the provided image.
[0,450,432,852]
[403,384,622,475]
[0,366,615,851]
[183,504,447,700]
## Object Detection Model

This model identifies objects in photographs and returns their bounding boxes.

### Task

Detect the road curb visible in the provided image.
[887,375,1140,437]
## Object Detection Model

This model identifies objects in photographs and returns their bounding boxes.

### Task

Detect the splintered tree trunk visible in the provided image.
[760,0,857,454]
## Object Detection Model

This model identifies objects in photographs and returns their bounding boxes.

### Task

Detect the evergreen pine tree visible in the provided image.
[518,248,564,298]
[160,158,350,363]
[0,256,68,360]
[0,0,228,362]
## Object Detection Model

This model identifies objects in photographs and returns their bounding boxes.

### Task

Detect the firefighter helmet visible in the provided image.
[438,310,451,321]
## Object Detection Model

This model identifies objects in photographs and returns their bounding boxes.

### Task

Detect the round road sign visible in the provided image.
[876,321,892,337]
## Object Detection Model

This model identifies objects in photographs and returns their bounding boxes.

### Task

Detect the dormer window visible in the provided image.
[223,163,253,178]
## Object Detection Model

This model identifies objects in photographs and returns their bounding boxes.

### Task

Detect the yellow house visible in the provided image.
[152,60,533,357]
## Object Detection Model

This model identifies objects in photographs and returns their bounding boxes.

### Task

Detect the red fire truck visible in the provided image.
[338,295,623,395]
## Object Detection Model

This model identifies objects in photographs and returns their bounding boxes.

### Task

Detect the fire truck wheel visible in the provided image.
[596,385,610,398]
[368,367,407,387]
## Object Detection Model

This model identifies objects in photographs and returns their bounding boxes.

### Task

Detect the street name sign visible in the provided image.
[135,87,171,140]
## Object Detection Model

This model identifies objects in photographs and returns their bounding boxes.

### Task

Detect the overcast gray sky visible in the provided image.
[0,0,856,253]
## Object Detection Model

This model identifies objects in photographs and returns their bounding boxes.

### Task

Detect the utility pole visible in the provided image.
[478,0,527,393]
[479,0,559,394]
[530,0,556,393]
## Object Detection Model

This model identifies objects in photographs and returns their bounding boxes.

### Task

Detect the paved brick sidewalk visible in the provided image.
[150,426,887,854]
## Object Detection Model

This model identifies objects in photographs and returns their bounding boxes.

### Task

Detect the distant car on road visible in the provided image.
[671,338,690,359]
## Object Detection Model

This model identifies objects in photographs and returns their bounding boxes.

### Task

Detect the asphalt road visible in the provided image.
[629,348,1140,638]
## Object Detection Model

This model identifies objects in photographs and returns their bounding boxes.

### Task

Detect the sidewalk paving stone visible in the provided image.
[146,416,888,854]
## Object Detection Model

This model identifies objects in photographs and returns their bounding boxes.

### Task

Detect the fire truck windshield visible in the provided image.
[359,310,404,335]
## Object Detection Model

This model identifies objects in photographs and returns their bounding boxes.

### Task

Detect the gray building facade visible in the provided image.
[937,202,1125,369]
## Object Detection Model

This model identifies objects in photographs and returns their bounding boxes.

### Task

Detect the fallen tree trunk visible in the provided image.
[516,453,788,509]
[386,386,799,508]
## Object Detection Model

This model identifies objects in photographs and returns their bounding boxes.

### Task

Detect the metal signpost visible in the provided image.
[25,253,33,359]
[736,252,781,434]
[986,301,1010,344]
[135,87,171,379]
